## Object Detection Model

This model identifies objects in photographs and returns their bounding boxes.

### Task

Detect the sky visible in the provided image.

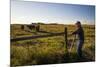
[11,0,95,24]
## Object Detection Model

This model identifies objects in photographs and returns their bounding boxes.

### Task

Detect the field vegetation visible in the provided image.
[11,23,95,66]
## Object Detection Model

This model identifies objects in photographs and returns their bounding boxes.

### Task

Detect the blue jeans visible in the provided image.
[77,40,84,57]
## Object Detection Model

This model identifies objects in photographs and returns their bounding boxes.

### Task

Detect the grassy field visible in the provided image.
[11,23,95,66]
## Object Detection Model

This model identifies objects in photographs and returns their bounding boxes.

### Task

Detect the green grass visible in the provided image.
[11,24,95,66]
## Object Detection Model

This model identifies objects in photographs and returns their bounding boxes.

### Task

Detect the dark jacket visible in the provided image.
[72,27,84,41]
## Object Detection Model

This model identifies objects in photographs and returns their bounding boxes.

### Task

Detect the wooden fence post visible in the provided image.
[36,24,40,32]
[64,27,68,54]
[21,25,24,30]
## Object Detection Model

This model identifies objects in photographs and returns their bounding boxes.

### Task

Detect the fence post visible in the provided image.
[21,25,24,30]
[36,24,40,32]
[64,27,68,55]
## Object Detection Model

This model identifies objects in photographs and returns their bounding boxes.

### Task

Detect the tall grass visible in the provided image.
[11,24,95,66]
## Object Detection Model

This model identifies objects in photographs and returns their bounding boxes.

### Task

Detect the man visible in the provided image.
[72,21,84,58]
